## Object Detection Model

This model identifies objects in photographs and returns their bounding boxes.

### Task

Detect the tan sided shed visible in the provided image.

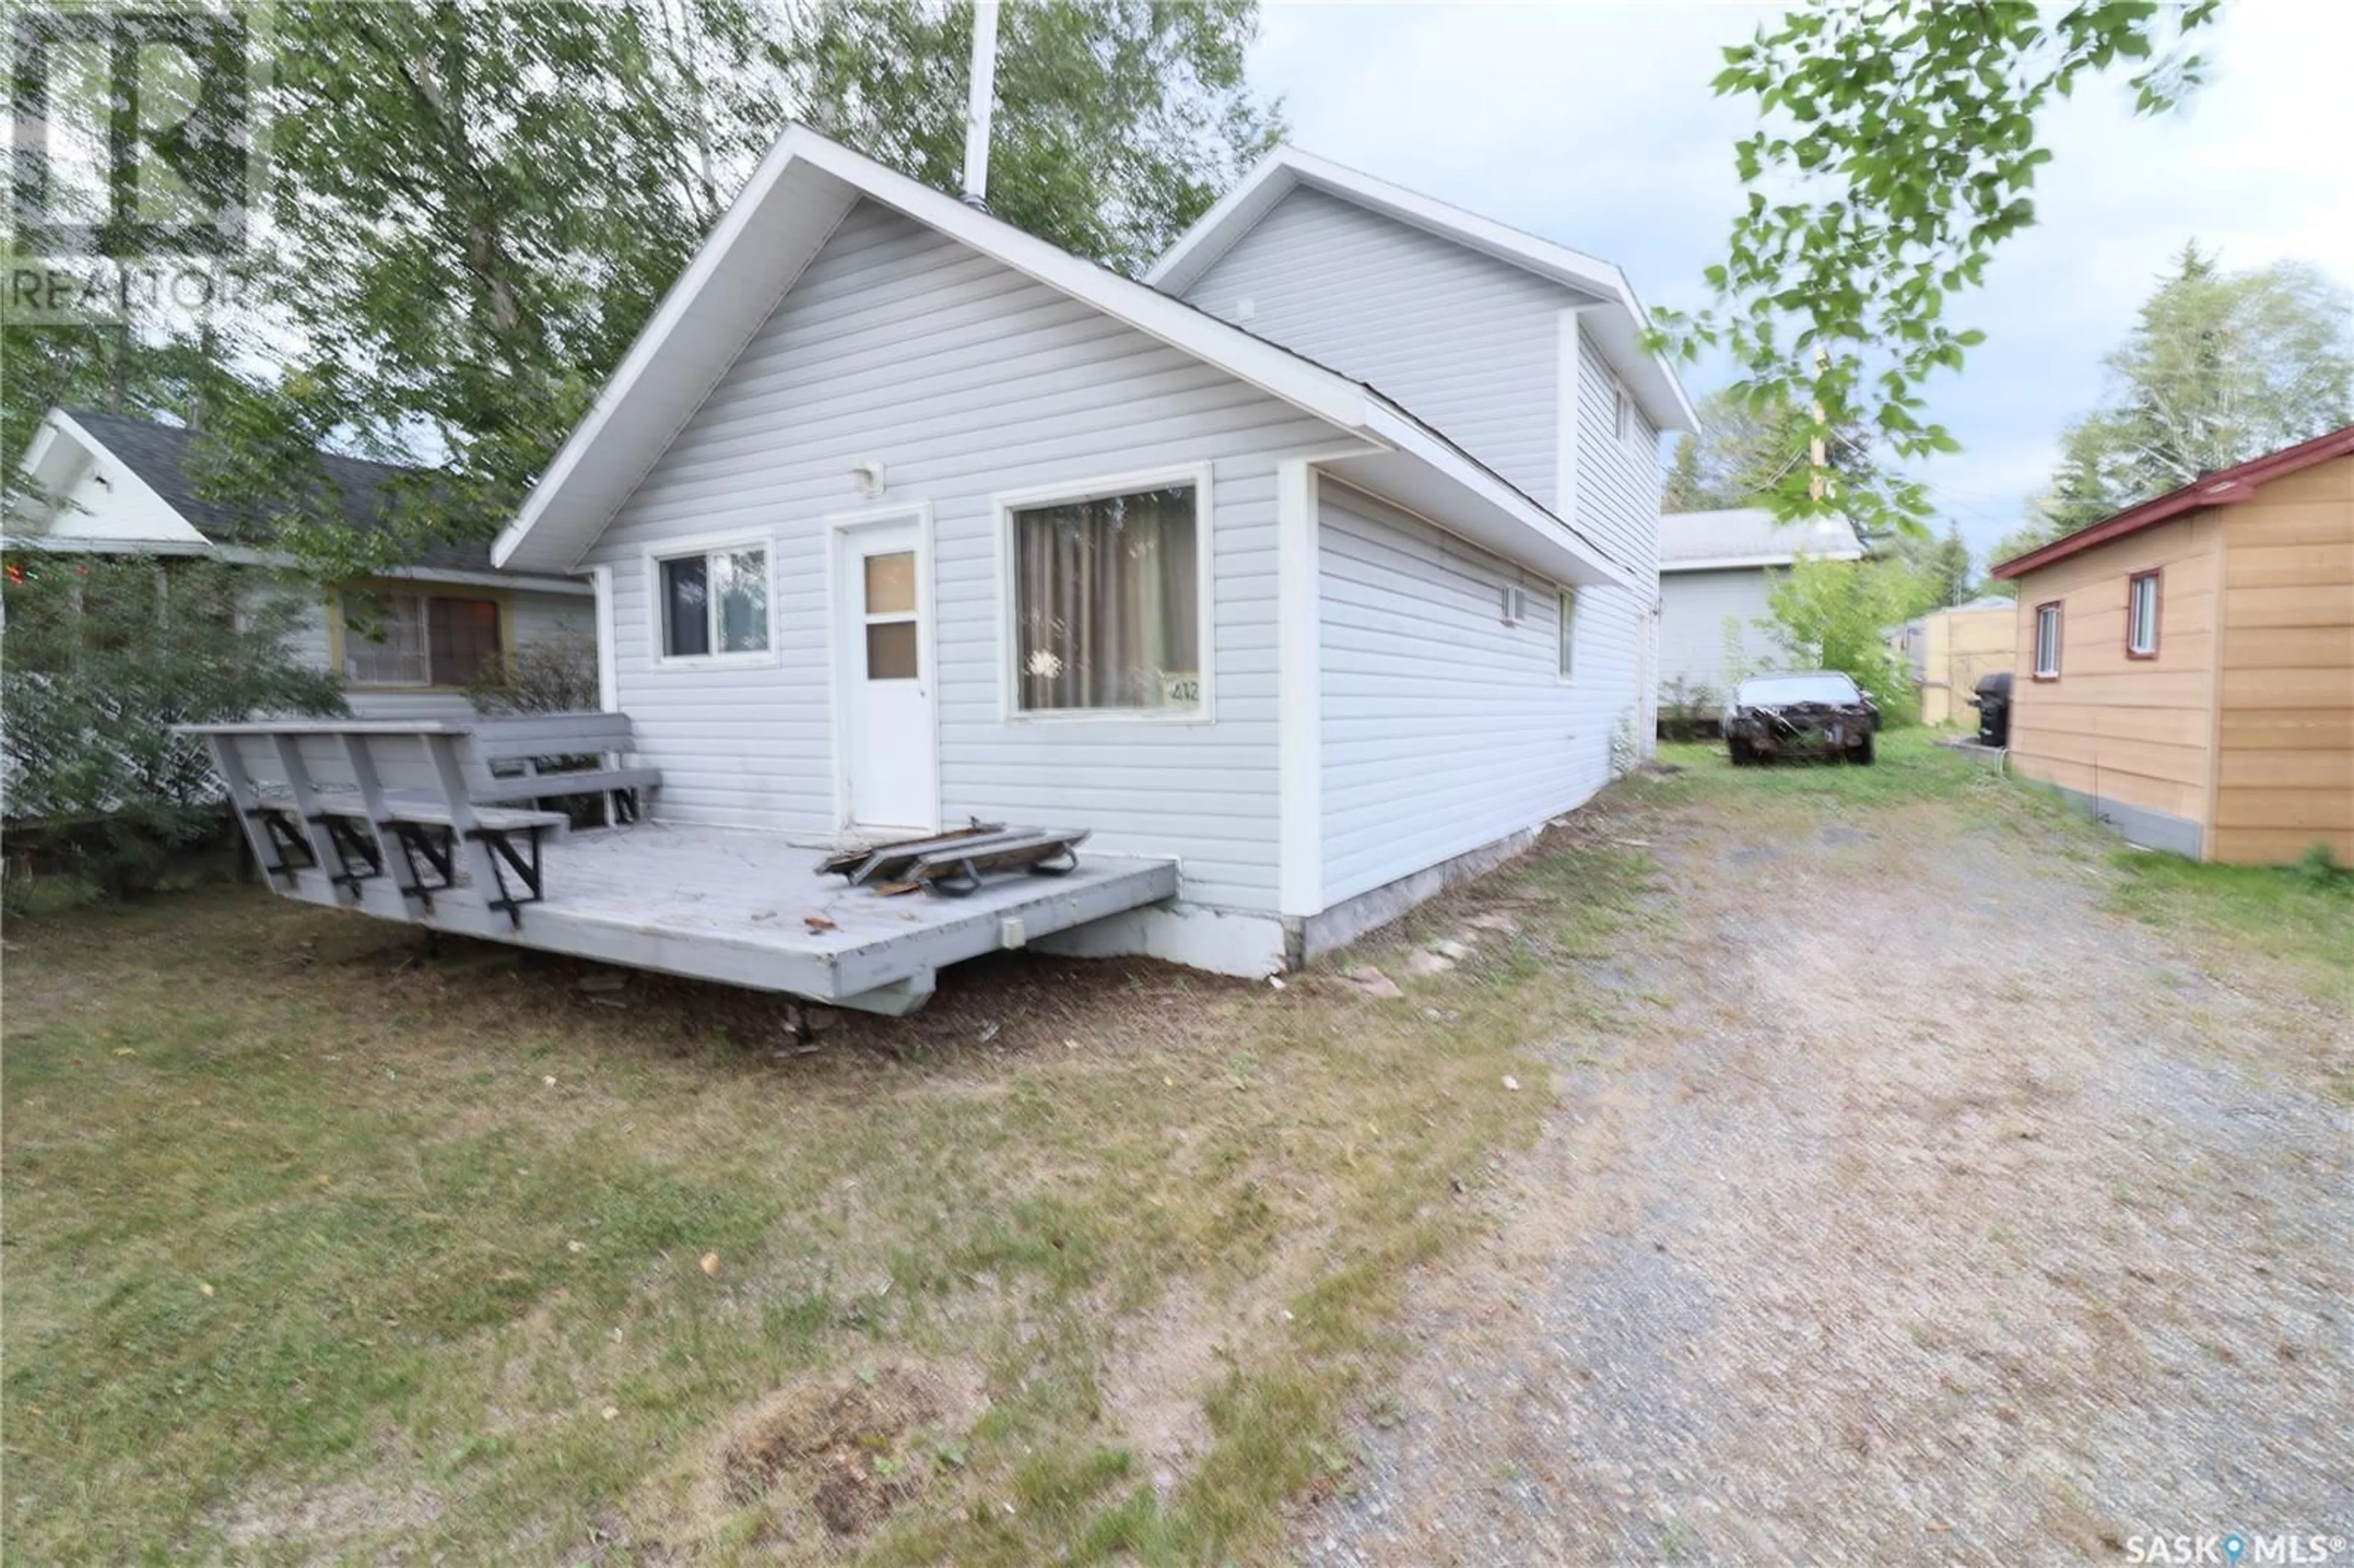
[1990,424,2354,864]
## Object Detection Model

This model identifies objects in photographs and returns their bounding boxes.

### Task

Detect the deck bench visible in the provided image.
[248,785,568,927]
[463,713,662,824]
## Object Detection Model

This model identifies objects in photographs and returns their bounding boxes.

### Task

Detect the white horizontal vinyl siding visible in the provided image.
[1318,485,1629,905]
[579,200,1344,913]
[1181,186,1570,509]
[1658,568,1778,705]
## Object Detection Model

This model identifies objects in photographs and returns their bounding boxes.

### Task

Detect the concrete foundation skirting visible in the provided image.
[2046,781,2205,860]
[1292,824,1546,967]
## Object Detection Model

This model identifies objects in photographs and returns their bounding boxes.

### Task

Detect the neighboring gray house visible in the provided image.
[9,407,593,718]
[1656,508,1864,711]
[482,130,1694,976]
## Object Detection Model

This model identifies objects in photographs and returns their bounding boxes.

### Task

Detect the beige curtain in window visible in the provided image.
[1016,485,1198,710]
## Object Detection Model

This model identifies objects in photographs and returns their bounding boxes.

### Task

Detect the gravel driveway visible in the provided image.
[1297,775,2350,1566]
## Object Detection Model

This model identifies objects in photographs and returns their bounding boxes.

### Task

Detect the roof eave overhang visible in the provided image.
[1343,402,1637,592]
[1993,425,2354,579]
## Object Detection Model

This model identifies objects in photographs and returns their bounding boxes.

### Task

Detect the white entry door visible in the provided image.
[834,519,937,834]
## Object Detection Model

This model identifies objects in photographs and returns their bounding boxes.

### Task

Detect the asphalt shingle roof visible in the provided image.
[61,408,495,573]
[1658,507,1865,568]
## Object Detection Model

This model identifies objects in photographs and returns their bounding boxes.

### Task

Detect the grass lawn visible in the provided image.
[2,814,1661,1564]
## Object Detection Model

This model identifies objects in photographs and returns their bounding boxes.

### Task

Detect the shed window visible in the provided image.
[658,546,769,660]
[1558,588,1578,679]
[2126,571,2160,658]
[1011,482,1200,712]
[1613,384,1633,442]
[2033,601,2063,680]
[343,590,501,688]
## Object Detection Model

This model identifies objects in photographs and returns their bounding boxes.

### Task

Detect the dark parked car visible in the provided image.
[1721,671,1881,766]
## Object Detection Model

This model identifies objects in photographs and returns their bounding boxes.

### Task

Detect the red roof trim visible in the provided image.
[1990,423,2354,579]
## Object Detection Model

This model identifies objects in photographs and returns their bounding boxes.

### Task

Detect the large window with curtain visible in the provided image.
[1010,481,1202,713]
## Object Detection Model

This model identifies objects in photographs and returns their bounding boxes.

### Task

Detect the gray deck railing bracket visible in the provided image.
[246,805,316,885]
[387,823,454,911]
[463,823,548,929]
[318,813,386,895]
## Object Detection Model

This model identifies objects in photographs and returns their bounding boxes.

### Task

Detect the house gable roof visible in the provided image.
[1657,507,1864,572]
[489,127,1636,592]
[1144,146,1698,435]
[1992,422,2354,579]
[8,408,586,593]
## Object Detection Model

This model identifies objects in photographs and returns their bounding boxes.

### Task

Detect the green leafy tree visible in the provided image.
[187,0,1281,581]
[1,556,346,894]
[1663,386,1874,514]
[1886,520,1975,609]
[2042,243,2354,533]
[1658,1,2220,535]
[1762,557,1922,725]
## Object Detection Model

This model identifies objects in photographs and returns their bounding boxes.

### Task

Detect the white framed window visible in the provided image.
[2033,600,2063,680]
[999,465,1210,718]
[645,535,772,665]
[340,588,503,688]
[1613,382,1633,443]
[2126,570,2160,658]
[1500,584,1528,626]
[1557,588,1578,679]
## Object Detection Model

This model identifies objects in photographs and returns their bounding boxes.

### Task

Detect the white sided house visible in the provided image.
[10,408,593,717]
[1656,508,1865,713]
[199,127,1693,1011]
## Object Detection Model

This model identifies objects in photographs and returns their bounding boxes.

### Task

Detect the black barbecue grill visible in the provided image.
[1971,671,2013,748]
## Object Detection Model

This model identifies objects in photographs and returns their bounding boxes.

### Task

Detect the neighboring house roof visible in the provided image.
[8,408,585,593]
[490,126,1638,592]
[1657,508,1865,572]
[1145,145,1698,435]
[1948,594,2017,612]
[1992,422,2354,579]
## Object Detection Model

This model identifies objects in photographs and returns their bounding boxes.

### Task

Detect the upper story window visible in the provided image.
[2033,601,2063,680]
[2126,570,2160,658]
[1008,476,1203,715]
[342,588,501,688]
[654,542,770,662]
[1558,588,1578,679]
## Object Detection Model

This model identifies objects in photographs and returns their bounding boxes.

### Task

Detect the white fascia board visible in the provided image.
[494,127,1371,576]
[375,565,593,595]
[1355,401,1636,593]
[1148,147,1699,433]
[0,533,215,557]
[1660,548,1866,573]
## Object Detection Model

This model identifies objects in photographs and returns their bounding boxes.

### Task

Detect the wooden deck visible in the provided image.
[180,718,1178,1014]
[271,820,1178,1013]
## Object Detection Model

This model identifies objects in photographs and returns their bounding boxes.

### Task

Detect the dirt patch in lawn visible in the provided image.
[700,1358,986,1549]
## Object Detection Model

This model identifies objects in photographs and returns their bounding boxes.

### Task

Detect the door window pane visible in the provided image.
[427,596,501,686]
[864,551,915,615]
[866,620,919,679]
[661,557,710,657]
[715,549,768,653]
[1012,484,1199,711]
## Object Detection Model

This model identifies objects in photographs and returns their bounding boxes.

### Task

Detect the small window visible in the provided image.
[1501,584,1528,626]
[2033,601,2063,680]
[658,545,769,661]
[343,590,501,688]
[1558,588,1577,678]
[1011,481,1200,713]
[2126,571,2160,658]
[1613,384,1632,442]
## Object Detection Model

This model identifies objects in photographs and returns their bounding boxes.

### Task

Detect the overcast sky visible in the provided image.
[1246,1,2354,563]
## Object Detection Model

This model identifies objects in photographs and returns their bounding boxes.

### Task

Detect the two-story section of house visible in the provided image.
[1149,148,1696,809]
